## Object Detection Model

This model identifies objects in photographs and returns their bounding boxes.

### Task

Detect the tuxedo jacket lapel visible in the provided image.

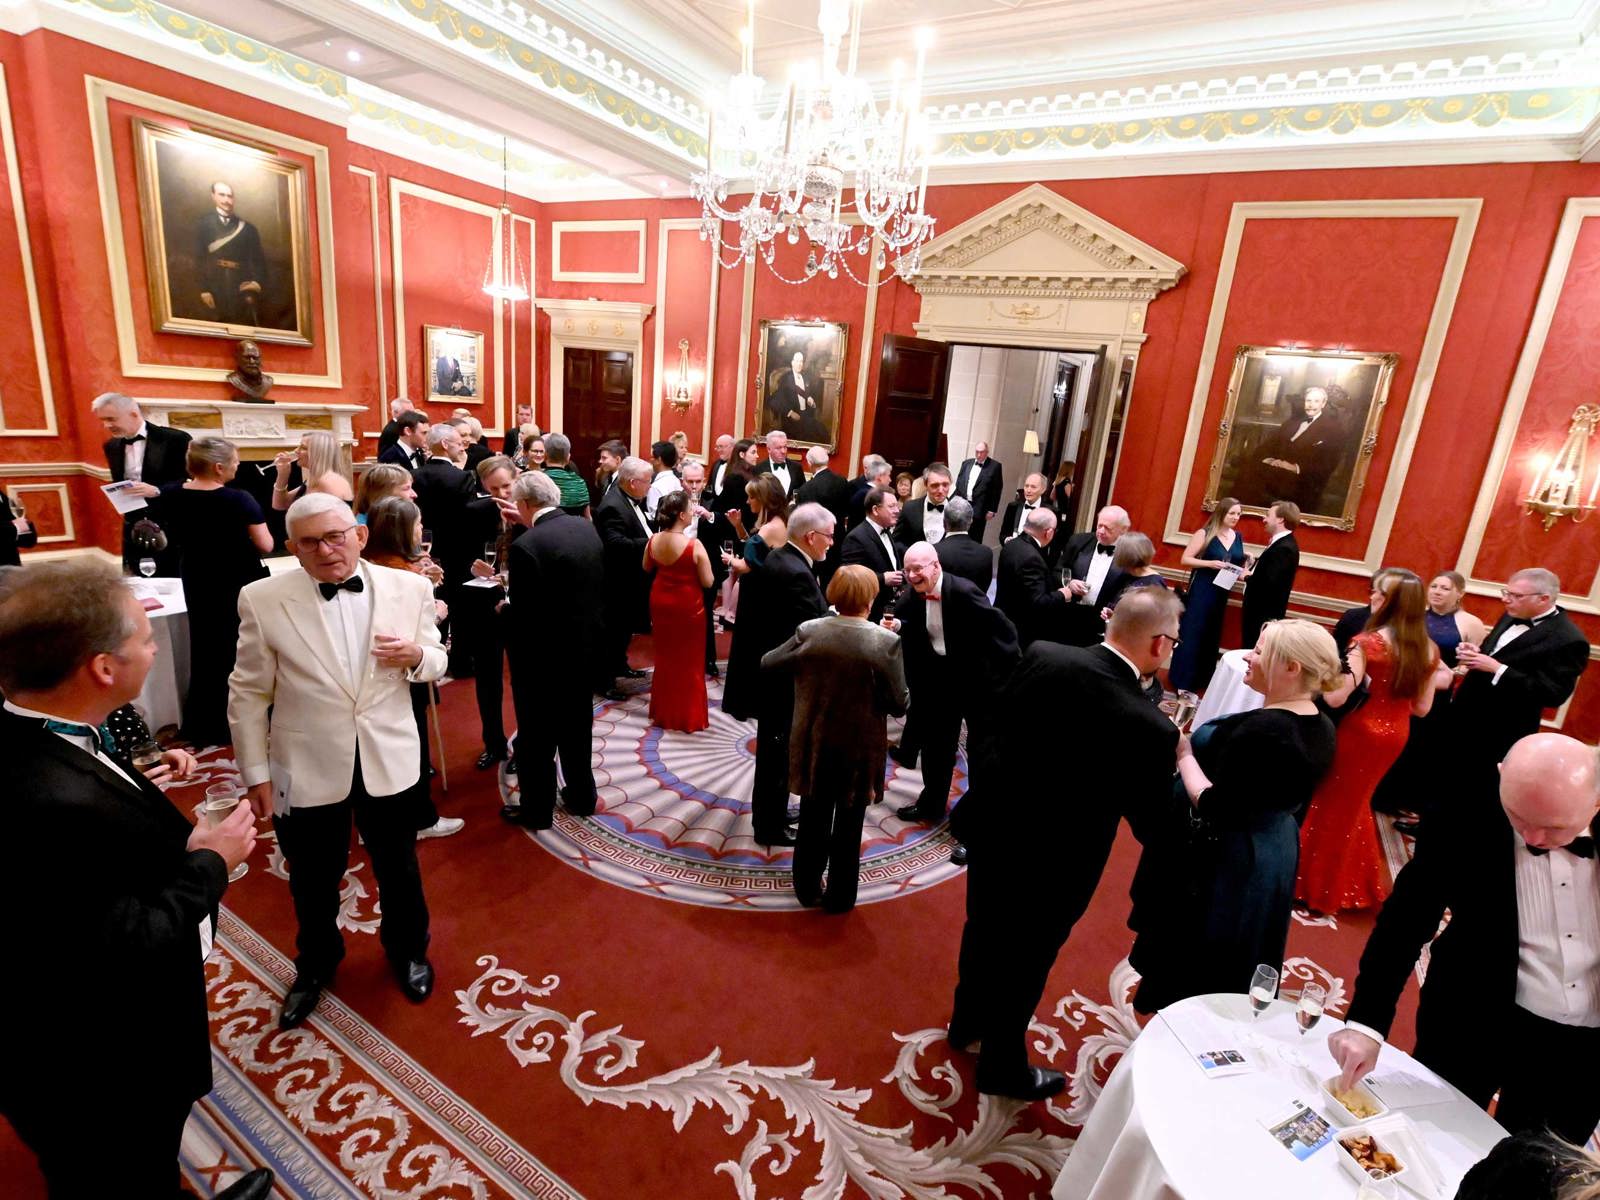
[26,719,164,810]
[283,583,358,701]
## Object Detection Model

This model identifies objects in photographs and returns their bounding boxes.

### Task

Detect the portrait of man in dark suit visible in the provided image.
[136,117,311,343]
[758,320,847,449]
[426,326,482,401]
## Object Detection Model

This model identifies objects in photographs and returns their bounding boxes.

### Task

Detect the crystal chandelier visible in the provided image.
[692,0,937,286]
[482,137,530,302]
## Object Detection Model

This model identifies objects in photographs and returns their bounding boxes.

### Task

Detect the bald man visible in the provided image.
[1057,505,1131,646]
[1330,733,1600,1143]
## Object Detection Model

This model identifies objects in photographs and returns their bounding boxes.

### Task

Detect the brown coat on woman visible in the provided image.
[763,615,910,807]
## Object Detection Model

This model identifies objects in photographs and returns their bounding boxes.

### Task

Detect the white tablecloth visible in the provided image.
[1191,648,1265,729]
[1054,994,1506,1200]
[129,577,190,733]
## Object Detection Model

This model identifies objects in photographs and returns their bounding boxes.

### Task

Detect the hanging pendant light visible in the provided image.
[482,137,530,302]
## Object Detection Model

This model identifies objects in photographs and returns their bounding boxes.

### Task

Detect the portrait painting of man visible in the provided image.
[757,319,848,449]
[133,117,313,346]
[424,326,484,403]
[1205,346,1398,531]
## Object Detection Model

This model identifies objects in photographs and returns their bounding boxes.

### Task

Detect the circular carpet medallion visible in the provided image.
[500,674,967,909]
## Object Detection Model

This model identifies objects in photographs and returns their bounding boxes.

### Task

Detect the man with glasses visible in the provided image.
[945,587,1180,1102]
[228,493,447,1029]
[1430,567,1588,820]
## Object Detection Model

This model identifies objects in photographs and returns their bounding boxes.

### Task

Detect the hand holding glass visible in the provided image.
[202,783,250,882]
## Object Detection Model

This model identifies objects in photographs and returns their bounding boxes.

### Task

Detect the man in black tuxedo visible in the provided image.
[948,588,1180,1100]
[0,485,36,566]
[707,433,736,503]
[0,561,269,1199]
[1056,505,1131,646]
[934,497,994,592]
[841,486,904,623]
[1238,386,1342,512]
[995,506,1072,648]
[752,430,797,497]
[1239,500,1301,648]
[413,423,479,673]
[377,397,410,456]
[887,542,1019,837]
[1443,567,1590,793]
[681,460,725,675]
[459,456,521,769]
[377,411,431,471]
[848,454,893,529]
[503,404,534,456]
[594,456,656,697]
[503,471,604,828]
[996,472,1054,544]
[749,503,833,845]
[1330,733,1600,1143]
[796,445,854,591]
[94,390,192,574]
[952,442,1004,543]
[896,462,954,548]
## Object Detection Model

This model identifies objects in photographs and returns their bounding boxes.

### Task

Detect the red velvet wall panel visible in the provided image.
[555,225,642,276]
[656,223,712,454]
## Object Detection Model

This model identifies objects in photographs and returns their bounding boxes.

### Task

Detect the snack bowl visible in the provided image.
[1320,1076,1389,1126]
[1333,1126,1408,1187]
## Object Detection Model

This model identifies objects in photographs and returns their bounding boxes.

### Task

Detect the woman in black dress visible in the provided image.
[1128,618,1340,1013]
[154,437,271,747]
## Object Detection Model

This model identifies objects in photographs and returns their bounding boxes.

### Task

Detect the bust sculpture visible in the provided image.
[226,339,274,403]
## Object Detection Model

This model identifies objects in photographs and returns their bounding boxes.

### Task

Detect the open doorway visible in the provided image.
[943,343,1103,545]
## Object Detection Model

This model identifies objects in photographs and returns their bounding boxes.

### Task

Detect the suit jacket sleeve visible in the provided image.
[761,624,808,674]
[1343,826,1454,1038]
[227,585,276,786]
[1492,626,1589,712]
[402,572,448,683]
[101,842,228,960]
[878,636,910,718]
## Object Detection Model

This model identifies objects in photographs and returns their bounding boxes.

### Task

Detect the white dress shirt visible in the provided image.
[924,578,946,656]
[872,519,899,569]
[1489,606,1558,685]
[317,564,374,693]
[1010,501,1039,540]
[923,503,945,544]
[711,460,729,496]
[122,421,149,482]
[646,469,682,515]
[5,699,213,961]
[960,462,979,499]
[766,460,792,494]
[1082,543,1114,605]
[1513,832,1600,1026]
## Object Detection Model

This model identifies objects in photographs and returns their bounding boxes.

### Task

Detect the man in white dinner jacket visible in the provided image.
[228,492,447,1029]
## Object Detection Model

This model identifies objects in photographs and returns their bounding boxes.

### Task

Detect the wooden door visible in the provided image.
[871,334,951,473]
[562,347,633,501]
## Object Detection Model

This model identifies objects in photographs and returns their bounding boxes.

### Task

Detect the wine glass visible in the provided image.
[1172,690,1200,730]
[1296,982,1326,1037]
[130,740,165,776]
[1249,963,1279,1018]
[201,783,249,882]
[138,557,157,578]
[482,542,498,570]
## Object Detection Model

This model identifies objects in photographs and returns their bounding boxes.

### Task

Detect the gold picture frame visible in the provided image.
[1204,345,1399,531]
[756,318,849,450]
[132,118,314,346]
[425,325,486,404]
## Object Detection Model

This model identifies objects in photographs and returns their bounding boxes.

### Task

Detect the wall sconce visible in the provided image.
[1022,429,1041,456]
[1524,403,1598,530]
[666,338,694,410]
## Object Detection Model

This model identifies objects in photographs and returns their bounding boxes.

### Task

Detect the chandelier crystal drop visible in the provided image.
[691,0,938,287]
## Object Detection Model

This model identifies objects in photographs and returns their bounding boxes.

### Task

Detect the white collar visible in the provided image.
[133,421,148,439]
[3,698,99,725]
[768,459,788,472]
[215,209,233,220]
[1101,642,1142,679]
[790,540,816,567]
[1026,534,1045,551]
[1269,528,1293,545]
[306,560,367,597]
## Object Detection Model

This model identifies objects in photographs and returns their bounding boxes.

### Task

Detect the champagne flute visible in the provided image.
[202,783,249,882]
[131,739,165,775]
[1173,690,1199,730]
[138,557,157,578]
[482,541,498,571]
[1296,982,1326,1036]
[1249,963,1279,1018]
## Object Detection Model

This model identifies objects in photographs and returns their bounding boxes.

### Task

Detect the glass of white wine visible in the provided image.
[138,557,157,578]
[1173,690,1200,730]
[202,783,249,882]
[1296,982,1326,1037]
[1249,963,1279,1019]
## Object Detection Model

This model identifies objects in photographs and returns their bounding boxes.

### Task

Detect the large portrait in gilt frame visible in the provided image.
[757,319,849,450]
[425,325,485,403]
[133,118,314,346]
[1205,346,1399,530]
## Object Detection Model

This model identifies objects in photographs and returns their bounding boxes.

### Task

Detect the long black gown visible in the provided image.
[155,484,268,746]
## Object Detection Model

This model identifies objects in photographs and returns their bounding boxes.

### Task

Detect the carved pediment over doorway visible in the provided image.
[911,183,1186,301]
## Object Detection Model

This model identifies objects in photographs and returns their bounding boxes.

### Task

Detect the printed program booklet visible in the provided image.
[1261,1100,1334,1161]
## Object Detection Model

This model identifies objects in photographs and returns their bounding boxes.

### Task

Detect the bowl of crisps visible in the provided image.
[1334,1128,1407,1186]
[1320,1076,1389,1126]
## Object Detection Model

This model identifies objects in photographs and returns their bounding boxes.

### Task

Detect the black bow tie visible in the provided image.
[121,434,145,445]
[1095,543,1115,556]
[318,575,365,601]
[1528,836,1595,859]
[1506,617,1535,629]
[927,504,944,512]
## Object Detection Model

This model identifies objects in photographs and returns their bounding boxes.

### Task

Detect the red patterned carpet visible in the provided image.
[3,641,1419,1199]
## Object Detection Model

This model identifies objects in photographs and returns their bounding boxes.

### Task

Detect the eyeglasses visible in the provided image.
[1156,631,1182,649]
[294,526,357,554]
[1500,589,1543,601]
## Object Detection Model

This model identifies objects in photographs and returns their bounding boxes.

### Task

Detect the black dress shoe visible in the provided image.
[475,748,505,770]
[215,1167,275,1200]
[976,1066,1066,1101]
[501,805,552,830]
[622,667,648,679]
[945,1025,980,1054]
[599,687,628,702]
[949,842,969,867]
[560,786,596,818]
[759,826,798,847]
[279,977,324,1029]
[395,958,434,1002]
[1392,817,1421,836]
[705,664,721,679]
[895,803,938,823]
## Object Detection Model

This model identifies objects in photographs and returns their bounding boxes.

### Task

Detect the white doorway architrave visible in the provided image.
[536,299,655,448]
[909,183,1185,531]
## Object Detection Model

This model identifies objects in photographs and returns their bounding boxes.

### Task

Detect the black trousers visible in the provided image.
[792,771,869,912]
[8,1084,190,1198]
[752,691,795,842]
[512,682,596,825]
[703,585,719,668]
[1418,1004,1600,1145]
[912,703,963,820]
[409,682,439,829]
[272,757,430,981]
[463,593,508,753]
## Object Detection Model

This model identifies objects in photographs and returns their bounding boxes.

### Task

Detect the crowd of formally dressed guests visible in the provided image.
[1,390,1596,1197]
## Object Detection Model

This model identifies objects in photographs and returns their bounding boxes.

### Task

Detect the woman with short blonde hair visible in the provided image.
[355,463,415,517]
[826,563,881,617]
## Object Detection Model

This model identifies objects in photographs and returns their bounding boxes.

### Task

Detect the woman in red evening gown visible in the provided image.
[1296,571,1446,912]
[644,490,715,733]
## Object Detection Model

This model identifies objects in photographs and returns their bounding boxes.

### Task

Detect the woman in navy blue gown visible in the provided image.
[1167,498,1247,692]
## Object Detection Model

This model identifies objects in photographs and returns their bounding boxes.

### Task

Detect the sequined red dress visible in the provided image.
[1295,632,1411,912]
